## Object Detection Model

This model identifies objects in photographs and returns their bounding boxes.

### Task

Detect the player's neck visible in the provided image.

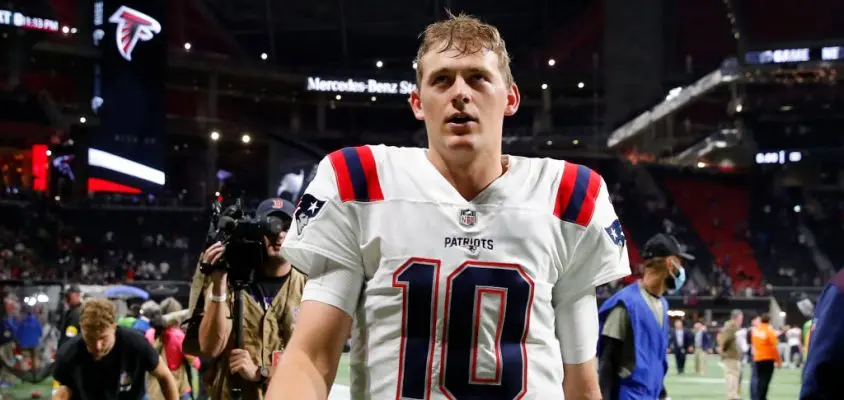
[427,148,505,201]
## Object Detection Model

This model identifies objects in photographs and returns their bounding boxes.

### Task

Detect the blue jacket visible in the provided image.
[801,269,844,399]
[599,282,669,399]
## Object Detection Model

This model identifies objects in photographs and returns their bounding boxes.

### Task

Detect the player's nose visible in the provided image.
[449,78,471,109]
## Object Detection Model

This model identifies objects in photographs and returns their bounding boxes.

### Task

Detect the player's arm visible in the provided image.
[268,299,355,399]
[554,285,602,400]
[555,168,630,399]
[52,352,74,400]
[268,257,363,399]
[267,154,367,400]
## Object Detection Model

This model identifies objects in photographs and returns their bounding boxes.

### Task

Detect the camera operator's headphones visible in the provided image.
[256,198,296,236]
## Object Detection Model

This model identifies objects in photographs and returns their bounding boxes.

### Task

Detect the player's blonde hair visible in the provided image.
[80,298,117,334]
[414,12,513,87]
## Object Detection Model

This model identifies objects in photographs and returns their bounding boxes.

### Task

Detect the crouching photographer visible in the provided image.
[190,198,307,400]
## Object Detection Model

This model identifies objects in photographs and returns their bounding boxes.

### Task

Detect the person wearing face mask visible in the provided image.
[188,198,307,400]
[597,233,692,400]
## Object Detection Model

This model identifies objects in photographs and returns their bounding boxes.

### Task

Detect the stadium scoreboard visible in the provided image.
[745,45,844,65]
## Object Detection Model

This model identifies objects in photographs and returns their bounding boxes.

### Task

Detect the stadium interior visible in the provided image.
[1,0,843,398]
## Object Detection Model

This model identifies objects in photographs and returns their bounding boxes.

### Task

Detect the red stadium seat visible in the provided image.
[664,177,761,290]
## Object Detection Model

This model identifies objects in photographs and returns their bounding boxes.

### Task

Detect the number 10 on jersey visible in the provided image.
[392,258,536,400]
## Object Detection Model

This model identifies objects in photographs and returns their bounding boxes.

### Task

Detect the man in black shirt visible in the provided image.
[57,284,83,350]
[53,298,178,400]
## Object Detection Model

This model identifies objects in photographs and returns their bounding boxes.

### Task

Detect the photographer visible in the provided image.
[196,198,307,400]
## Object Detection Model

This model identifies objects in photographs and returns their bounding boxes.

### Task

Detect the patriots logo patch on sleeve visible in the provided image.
[294,193,326,235]
[605,219,626,247]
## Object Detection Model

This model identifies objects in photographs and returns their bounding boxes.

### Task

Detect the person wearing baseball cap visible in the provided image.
[189,197,307,400]
[597,233,690,400]
[58,284,83,349]
[53,284,84,396]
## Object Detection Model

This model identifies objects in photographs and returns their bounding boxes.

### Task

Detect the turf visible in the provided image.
[4,354,802,399]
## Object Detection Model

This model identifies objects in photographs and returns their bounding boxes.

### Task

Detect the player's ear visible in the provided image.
[504,82,520,116]
[409,90,424,121]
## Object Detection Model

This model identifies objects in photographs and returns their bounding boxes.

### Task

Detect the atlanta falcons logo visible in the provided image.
[108,5,161,61]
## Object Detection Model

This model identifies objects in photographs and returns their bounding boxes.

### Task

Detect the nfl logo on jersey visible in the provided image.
[459,209,477,227]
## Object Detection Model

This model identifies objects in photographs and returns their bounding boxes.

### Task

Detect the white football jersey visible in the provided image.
[282,145,630,400]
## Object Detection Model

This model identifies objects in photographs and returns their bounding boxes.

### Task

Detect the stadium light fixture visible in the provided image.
[70,27,77,34]
[260,52,268,60]
[370,96,376,102]
[183,42,192,51]
[79,116,87,124]
[376,60,384,68]
[541,83,548,90]
[210,131,220,141]
[335,94,342,100]
[577,82,585,89]
[241,134,251,144]
[547,58,556,67]
[61,26,69,34]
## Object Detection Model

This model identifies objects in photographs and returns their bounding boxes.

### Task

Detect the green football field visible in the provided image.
[4,354,801,399]
[329,354,802,399]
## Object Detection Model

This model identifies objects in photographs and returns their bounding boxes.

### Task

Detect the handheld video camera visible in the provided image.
[201,196,285,285]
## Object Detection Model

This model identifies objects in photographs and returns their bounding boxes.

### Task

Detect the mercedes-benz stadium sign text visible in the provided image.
[0,9,59,32]
[306,77,416,95]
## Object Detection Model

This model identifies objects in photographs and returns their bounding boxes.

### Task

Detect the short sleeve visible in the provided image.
[601,304,629,341]
[301,256,364,317]
[552,286,600,364]
[566,177,631,288]
[282,156,365,316]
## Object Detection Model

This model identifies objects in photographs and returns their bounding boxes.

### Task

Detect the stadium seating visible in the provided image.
[804,191,844,271]
[748,179,820,286]
[663,174,761,289]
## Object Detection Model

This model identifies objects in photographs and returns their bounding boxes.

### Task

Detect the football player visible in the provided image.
[267,13,630,400]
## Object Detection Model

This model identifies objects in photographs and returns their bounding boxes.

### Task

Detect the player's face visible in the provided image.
[82,325,116,360]
[410,44,520,156]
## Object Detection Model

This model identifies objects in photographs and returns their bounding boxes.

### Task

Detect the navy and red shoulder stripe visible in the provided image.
[327,146,384,203]
[553,162,602,227]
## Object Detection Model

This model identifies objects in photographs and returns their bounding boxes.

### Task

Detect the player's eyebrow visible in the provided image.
[426,66,492,82]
